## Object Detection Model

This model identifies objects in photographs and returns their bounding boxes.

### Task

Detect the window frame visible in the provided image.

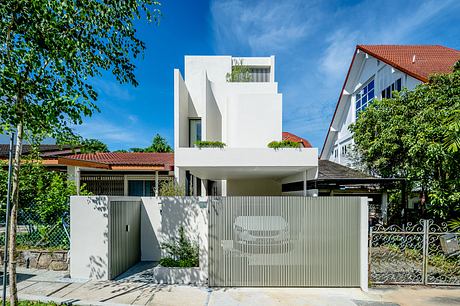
[355,79,375,118]
[189,118,202,147]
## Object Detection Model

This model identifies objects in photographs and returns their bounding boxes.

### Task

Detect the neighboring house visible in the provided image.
[174,56,318,196]
[0,144,80,171]
[321,45,460,166]
[59,152,174,196]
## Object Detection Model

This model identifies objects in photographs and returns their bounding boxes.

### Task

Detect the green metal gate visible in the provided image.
[208,196,364,287]
[109,200,141,279]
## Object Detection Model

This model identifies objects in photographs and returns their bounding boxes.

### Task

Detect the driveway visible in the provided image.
[1,267,459,306]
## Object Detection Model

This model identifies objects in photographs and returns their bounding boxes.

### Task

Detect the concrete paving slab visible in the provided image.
[18,281,69,297]
[146,285,209,306]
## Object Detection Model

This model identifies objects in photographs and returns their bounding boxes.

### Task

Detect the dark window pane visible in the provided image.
[396,78,402,91]
[368,80,374,90]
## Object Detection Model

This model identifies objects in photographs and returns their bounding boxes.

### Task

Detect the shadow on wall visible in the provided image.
[86,196,109,280]
[148,196,208,282]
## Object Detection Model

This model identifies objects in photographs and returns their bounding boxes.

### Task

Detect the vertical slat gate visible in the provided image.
[208,196,362,287]
[109,200,141,279]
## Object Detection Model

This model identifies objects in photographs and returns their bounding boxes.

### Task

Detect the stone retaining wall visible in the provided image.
[0,249,69,271]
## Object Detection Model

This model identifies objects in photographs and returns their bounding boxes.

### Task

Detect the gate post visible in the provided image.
[422,219,429,284]
[368,226,373,286]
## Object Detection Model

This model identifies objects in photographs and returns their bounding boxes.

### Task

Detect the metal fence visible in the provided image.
[0,209,70,250]
[369,219,460,286]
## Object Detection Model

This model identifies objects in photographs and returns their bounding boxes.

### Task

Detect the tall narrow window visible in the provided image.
[381,78,402,99]
[189,119,202,147]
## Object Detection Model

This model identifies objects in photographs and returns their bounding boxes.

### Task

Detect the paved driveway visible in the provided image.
[1,267,459,306]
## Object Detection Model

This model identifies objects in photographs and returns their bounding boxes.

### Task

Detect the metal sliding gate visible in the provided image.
[109,200,141,279]
[208,197,364,287]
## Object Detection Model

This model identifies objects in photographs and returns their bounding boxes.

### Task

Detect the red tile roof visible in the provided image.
[358,45,460,82]
[282,132,312,148]
[59,152,174,170]
[320,45,460,158]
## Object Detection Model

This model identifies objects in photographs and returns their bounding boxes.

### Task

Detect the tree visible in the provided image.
[57,137,109,153]
[146,133,173,152]
[0,1,160,304]
[350,61,460,222]
[80,138,109,153]
[126,134,172,152]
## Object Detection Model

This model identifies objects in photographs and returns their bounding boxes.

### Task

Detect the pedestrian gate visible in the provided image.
[208,197,365,287]
[109,200,140,279]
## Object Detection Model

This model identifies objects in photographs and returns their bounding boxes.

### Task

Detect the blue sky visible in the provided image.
[72,0,460,151]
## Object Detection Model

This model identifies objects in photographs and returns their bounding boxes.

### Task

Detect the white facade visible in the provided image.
[174,56,318,196]
[321,50,422,165]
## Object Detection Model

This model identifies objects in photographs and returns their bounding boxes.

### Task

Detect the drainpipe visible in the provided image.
[155,171,159,197]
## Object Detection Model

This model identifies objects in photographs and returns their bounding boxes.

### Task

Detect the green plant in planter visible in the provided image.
[226,59,252,82]
[194,140,226,149]
[160,226,199,267]
[267,140,301,149]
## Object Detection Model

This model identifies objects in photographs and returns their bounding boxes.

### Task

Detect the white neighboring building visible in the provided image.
[174,56,318,196]
[321,45,460,166]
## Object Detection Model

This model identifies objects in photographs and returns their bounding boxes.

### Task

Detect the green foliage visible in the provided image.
[158,180,185,196]
[146,134,173,152]
[159,226,199,268]
[127,134,172,152]
[0,158,89,225]
[350,63,460,221]
[194,140,226,148]
[444,109,460,153]
[1,300,58,306]
[267,140,301,149]
[0,0,161,141]
[226,59,252,82]
[80,138,109,153]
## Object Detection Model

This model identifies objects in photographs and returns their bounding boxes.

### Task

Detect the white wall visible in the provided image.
[70,196,110,280]
[226,93,282,147]
[323,52,424,164]
[71,196,208,282]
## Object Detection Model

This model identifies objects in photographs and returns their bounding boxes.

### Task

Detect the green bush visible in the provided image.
[159,226,199,267]
[194,140,226,149]
[267,140,301,149]
[158,180,185,196]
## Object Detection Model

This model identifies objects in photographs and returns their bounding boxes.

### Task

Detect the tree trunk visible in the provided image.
[8,122,23,306]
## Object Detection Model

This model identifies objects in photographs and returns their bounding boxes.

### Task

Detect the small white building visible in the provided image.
[174,56,318,196]
[321,45,460,166]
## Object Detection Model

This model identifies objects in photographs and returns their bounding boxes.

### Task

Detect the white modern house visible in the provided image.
[321,45,460,166]
[174,56,318,196]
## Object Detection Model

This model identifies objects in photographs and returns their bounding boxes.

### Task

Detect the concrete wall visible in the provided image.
[70,196,110,280]
[71,196,208,282]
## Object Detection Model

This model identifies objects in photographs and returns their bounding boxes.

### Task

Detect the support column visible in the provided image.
[303,170,307,196]
[123,175,128,196]
[155,171,159,197]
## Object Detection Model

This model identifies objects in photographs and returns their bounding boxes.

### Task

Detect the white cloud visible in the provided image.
[91,78,134,101]
[210,0,459,149]
[211,0,320,55]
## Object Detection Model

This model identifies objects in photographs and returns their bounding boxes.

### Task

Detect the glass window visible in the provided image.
[189,119,202,147]
[128,180,154,196]
[381,78,402,99]
[355,79,375,117]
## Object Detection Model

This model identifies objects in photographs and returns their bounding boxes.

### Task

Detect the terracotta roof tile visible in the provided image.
[282,132,312,148]
[61,152,174,167]
[358,45,460,82]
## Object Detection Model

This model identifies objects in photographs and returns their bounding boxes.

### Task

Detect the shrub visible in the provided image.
[194,140,226,149]
[159,226,199,267]
[158,180,185,196]
[267,140,301,149]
